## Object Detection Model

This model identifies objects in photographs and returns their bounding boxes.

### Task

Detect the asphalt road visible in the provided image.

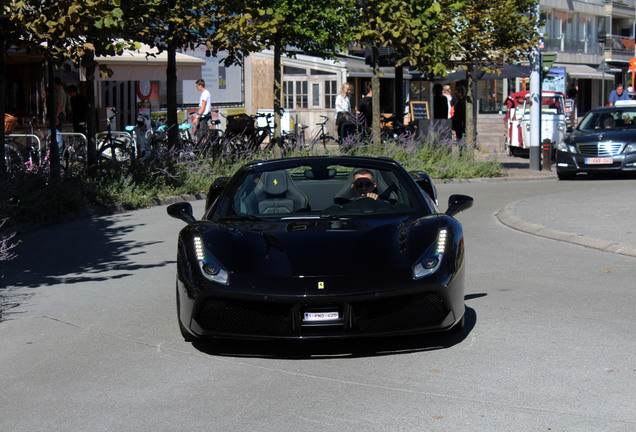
[1,178,635,431]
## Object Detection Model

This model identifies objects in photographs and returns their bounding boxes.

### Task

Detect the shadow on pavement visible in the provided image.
[0,213,174,320]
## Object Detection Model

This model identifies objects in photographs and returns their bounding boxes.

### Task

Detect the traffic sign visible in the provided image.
[541,53,557,73]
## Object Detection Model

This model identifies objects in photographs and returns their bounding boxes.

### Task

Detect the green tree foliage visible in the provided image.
[2,0,131,178]
[448,0,540,148]
[352,0,462,145]
[216,0,356,153]
[117,1,220,148]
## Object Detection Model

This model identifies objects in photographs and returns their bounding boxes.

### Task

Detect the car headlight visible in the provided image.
[625,143,636,153]
[194,236,229,285]
[557,142,577,153]
[412,228,447,279]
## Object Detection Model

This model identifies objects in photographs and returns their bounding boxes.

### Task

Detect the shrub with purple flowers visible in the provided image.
[0,128,501,226]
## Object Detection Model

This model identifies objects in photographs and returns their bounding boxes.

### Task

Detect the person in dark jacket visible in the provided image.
[452,85,466,141]
[66,84,88,134]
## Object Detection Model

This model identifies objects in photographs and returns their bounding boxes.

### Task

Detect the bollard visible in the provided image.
[542,139,552,171]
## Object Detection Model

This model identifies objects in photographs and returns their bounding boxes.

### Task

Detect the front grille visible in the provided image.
[577,142,623,157]
[352,293,449,333]
[196,299,292,336]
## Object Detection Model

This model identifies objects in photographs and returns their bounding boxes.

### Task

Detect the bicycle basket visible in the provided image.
[4,114,17,135]
[226,114,255,136]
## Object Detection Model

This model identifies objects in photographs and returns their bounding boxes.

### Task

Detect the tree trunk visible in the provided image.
[167,44,178,149]
[394,65,404,124]
[272,40,283,158]
[0,36,6,178]
[47,60,61,180]
[464,64,475,153]
[371,45,381,146]
[86,62,97,169]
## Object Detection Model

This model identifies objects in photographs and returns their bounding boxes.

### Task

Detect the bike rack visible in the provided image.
[6,134,42,153]
[58,132,88,156]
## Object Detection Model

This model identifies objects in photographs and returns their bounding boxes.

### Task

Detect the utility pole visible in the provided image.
[529,46,541,170]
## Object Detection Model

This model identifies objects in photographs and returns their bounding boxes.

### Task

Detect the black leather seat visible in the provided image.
[244,170,308,214]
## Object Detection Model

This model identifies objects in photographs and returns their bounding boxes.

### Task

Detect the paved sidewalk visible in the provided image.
[491,155,636,258]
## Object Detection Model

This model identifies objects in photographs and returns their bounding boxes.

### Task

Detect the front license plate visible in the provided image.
[303,312,339,321]
[585,157,613,165]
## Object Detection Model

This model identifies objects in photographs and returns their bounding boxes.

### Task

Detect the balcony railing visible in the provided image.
[544,36,604,55]
[602,35,636,55]
[604,0,635,9]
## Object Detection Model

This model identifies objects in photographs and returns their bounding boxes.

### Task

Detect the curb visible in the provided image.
[496,199,636,259]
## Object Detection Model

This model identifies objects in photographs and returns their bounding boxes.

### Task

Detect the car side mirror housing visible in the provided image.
[167,202,196,224]
[205,177,231,210]
[446,194,473,217]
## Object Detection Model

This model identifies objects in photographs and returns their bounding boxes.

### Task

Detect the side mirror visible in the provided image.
[167,202,196,224]
[205,177,230,210]
[446,194,473,217]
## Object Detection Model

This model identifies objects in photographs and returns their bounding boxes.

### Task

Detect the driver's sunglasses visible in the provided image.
[353,178,374,190]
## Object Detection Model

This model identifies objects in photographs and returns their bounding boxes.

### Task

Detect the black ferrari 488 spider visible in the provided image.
[168,156,473,341]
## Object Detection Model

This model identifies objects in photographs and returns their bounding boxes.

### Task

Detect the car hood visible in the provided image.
[566,129,636,144]
[196,216,443,278]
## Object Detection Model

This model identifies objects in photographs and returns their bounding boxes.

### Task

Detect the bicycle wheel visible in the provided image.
[4,141,25,174]
[97,140,134,167]
[311,134,337,151]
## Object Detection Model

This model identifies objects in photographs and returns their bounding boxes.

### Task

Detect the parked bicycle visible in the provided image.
[380,114,420,141]
[96,109,134,166]
[310,115,337,150]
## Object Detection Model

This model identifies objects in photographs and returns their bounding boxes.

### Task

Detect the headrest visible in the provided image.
[260,171,289,196]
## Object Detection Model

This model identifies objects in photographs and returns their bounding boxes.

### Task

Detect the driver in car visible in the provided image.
[351,170,379,200]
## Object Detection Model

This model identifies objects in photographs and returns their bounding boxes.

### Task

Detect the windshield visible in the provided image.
[578,108,636,132]
[523,94,565,115]
[209,161,431,220]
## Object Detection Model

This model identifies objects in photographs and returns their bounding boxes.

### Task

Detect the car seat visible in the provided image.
[333,168,396,204]
[244,170,308,214]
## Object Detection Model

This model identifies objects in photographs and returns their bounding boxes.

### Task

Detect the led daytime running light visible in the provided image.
[437,229,447,254]
[193,236,229,285]
[194,236,205,261]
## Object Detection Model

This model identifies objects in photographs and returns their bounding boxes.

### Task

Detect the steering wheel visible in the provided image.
[345,195,392,213]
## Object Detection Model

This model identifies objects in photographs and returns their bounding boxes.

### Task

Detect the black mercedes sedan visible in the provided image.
[167,156,473,341]
[556,102,636,180]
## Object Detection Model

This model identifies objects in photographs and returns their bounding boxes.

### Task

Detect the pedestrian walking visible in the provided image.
[193,79,212,144]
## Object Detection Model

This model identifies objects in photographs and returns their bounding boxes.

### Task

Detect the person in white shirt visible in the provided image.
[193,79,212,144]
[335,82,352,137]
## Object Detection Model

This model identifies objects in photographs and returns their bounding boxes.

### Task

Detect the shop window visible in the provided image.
[312,83,320,107]
[283,80,308,109]
[325,80,337,109]
[296,81,308,108]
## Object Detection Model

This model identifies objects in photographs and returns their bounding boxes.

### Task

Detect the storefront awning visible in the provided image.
[555,63,618,80]
[442,64,530,84]
[343,56,412,79]
[89,45,206,81]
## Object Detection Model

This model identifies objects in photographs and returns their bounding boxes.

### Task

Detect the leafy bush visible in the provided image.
[0,130,501,225]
